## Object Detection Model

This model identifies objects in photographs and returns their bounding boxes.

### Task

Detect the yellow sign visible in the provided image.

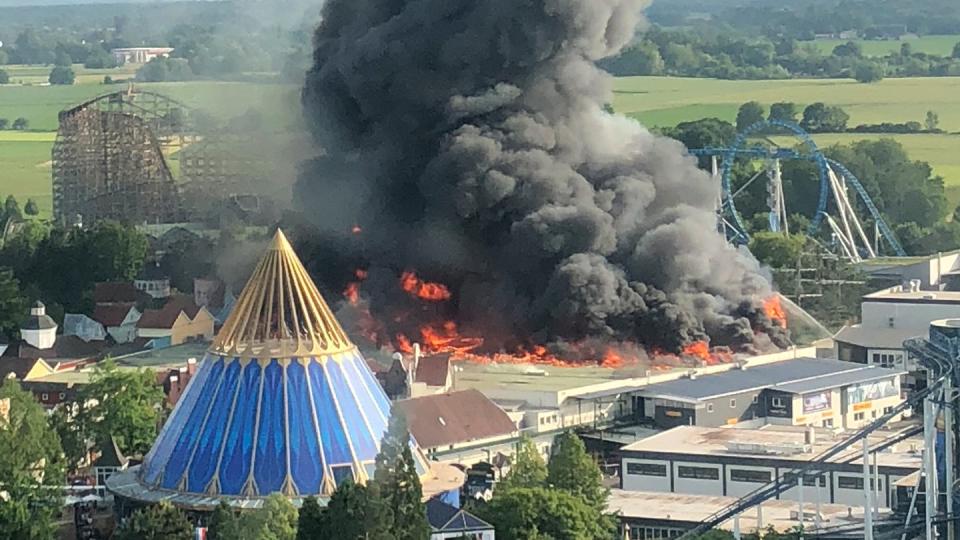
[853,402,872,412]
[822,411,834,418]
[665,410,682,417]
[726,418,738,425]
[795,416,807,424]
[0,398,8,426]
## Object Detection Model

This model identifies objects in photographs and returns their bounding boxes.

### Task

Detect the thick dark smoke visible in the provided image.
[297,0,789,353]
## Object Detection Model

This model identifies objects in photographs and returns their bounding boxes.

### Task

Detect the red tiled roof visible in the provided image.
[396,389,517,449]
[136,296,204,329]
[92,303,137,327]
[415,355,450,387]
[94,282,146,304]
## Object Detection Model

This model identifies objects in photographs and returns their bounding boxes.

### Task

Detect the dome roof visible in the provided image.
[134,230,428,500]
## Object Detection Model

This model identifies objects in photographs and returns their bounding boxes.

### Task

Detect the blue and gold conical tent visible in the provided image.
[133,229,428,500]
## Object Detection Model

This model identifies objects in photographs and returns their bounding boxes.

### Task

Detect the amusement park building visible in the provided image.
[107,230,463,510]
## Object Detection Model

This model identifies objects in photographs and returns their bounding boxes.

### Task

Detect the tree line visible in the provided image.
[601,26,960,81]
[731,101,944,135]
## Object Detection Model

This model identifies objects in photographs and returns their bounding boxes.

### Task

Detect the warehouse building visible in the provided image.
[619,425,922,509]
[634,358,904,430]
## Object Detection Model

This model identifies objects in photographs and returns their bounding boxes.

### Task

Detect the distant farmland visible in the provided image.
[806,35,960,57]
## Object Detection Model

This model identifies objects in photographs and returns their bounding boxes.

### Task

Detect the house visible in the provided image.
[136,296,214,347]
[396,389,518,464]
[633,358,904,430]
[381,351,454,399]
[0,357,54,381]
[63,313,107,343]
[92,303,141,344]
[426,498,495,540]
[4,301,107,363]
[94,282,150,307]
[134,262,171,300]
[110,47,174,64]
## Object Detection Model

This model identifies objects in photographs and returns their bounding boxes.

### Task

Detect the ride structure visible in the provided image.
[690,120,906,262]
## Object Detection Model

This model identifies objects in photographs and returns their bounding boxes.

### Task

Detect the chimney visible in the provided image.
[804,426,816,445]
[187,357,197,376]
[910,279,921,292]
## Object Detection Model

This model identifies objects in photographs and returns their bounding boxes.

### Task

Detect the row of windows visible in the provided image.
[627,527,683,539]
[627,462,876,490]
[40,392,66,401]
[705,395,758,413]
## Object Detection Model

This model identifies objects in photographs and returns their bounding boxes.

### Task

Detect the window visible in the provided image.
[730,469,772,483]
[706,403,714,413]
[41,393,48,401]
[855,412,865,421]
[884,406,894,415]
[838,476,868,490]
[58,393,65,400]
[752,395,758,404]
[784,472,827,487]
[871,352,902,369]
[626,462,668,477]
[730,398,737,408]
[678,466,719,480]
[772,397,785,408]
[822,419,834,428]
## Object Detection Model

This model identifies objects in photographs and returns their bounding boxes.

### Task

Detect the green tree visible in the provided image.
[296,496,326,540]
[12,117,29,130]
[900,42,914,57]
[54,49,72,67]
[24,198,39,216]
[768,102,799,124]
[207,501,244,540]
[832,40,862,58]
[0,70,9,85]
[4,195,21,221]
[0,379,65,540]
[800,103,849,132]
[954,41,960,59]
[49,66,76,85]
[662,118,736,150]
[0,118,7,129]
[79,358,164,456]
[84,221,149,281]
[546,431,614,534]
[0,48,7,65]
[114,502,193,540]
[474,486,608,540]
[244,493,299,540]
[51,403,88,472]
[312,481,373,540]
[736,101,766,131]
[749,232,808,268]
[0,267,28,340]
[498,434,547,491]
[854,62,884,83]
[372,412,430,540]
[925,110,940,132]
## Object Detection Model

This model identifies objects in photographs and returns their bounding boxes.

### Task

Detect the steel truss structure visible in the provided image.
[691,120,906,262]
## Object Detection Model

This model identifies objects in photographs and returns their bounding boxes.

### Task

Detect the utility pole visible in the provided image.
[864,437,875,540]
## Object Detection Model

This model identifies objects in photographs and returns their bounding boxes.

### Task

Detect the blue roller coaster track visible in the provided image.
[690,120,906,257]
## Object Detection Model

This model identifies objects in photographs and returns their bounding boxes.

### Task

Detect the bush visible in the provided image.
[0,69,8,85]
[854,62,885,83]
[12,118,29,130]
[49,66,75,85]
[0,119,8,130]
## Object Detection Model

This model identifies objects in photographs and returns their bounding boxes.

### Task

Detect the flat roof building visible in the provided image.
[634,358,904,430]
[618,425,922,510]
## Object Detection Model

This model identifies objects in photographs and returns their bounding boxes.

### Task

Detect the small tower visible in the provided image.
[21,301,57,350]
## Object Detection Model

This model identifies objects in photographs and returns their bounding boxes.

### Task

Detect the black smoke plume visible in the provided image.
[296,0,789,354]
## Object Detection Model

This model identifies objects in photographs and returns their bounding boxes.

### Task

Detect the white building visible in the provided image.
[834,284,960,388]
[618,425,922,510]
[110,47,174,64]
[21,301,57,350]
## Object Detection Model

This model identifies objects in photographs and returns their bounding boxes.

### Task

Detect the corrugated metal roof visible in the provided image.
[775,365,905,394]
[637,358,897,401]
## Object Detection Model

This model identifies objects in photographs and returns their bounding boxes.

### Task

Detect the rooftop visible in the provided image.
[396,389,517,449]
[620,425,923,469]
[26,342,209,386]
[608,489,879,532]
[833,325,924,349]
[636,358,902,402]
[864,288,960,303]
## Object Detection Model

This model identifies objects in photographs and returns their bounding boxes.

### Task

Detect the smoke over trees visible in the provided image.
[297,0,788,354]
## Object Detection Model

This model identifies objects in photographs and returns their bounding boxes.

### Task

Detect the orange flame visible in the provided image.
[400,271,452,301]
[763,295,787,329]
[344,282,360,305]
[351,225,362,235]
[682,340,710,361]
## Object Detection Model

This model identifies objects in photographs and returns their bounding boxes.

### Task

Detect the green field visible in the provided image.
[614,76,960,131]
[0,131,55,216]
[806,35,960,57]
[1,64,140,86]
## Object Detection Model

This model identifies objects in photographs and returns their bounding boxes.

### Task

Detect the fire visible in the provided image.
[763,295,787,329]
[400,271,452,301]
[682,340,710,360]
[342,268,368,306]
[351,225,362,234]
[344,282,360,305]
